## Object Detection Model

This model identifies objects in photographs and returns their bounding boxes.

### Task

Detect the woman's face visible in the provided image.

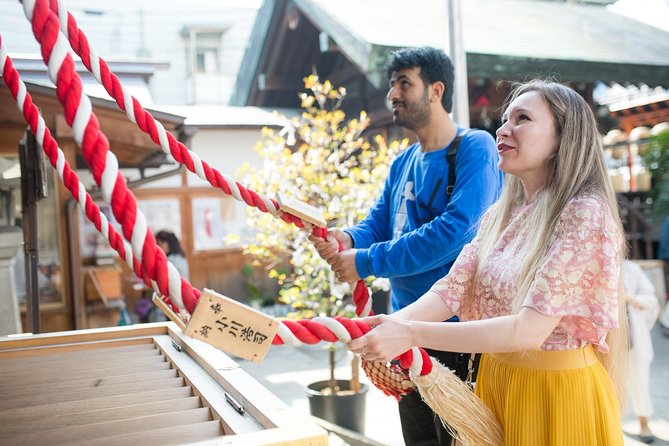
[495,90,558,184]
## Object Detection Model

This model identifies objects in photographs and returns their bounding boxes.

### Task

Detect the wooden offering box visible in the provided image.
[0,323,327,446]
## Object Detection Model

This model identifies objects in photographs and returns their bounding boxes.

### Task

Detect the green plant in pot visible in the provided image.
[237,75,405,432]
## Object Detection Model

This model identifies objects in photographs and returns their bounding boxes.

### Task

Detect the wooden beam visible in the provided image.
[0,122,26,155]
[257,73,303,92]
[467,53,669,87]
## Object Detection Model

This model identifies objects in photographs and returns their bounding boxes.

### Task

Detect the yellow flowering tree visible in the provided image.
[237,75,407,320]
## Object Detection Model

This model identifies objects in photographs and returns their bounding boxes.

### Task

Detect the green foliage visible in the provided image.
[237,75,407,320]
[641,130,669,220]
[241,264,279,308]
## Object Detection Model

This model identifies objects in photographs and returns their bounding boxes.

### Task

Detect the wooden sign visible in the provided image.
[184,289,279,363]
[276,192,326,227]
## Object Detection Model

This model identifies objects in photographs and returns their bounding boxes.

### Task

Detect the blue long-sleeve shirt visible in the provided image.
[346,128,502,311]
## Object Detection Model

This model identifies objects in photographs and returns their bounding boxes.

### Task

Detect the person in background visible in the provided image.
[348,80,628,445]
[156,230,190,280]
[623,259,660,444]
[136,230,189,323]
[310,46,502,446]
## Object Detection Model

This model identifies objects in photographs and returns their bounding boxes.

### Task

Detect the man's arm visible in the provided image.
[309,152,409,264]
[345,154,406,249]
[357,132,501,279]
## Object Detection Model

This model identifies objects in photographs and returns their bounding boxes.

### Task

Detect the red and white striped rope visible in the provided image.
[41,0,374,318]
[0,42,167,297]
[13,0,429,374]
[273,317,430,377]
[21,0,198,315]
[1,44,399,361]
[45,0,290,224]
[3,2,431,377]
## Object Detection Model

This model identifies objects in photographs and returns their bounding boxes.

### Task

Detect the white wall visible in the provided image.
[186,128,264,186]
[186,127,267,244]
[0,0,259,105]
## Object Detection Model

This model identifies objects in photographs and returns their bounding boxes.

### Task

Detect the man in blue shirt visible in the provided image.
[311,47,502,446]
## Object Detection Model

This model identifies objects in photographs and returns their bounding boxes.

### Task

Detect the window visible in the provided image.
[191,31,224,74]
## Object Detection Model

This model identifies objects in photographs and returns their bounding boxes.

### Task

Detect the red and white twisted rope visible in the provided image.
[2,16,381,357]
[40,0,374,318]
[0,40,154,292]
[12,0,432,379]
[21,0,198,315]
[9,6,497,437]
[46,0,280,221]
[273,317,432,377]
[1,44,412,368]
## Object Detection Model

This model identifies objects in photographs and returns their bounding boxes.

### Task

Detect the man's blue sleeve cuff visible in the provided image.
[355,249,372,279]
[343,229,356,248]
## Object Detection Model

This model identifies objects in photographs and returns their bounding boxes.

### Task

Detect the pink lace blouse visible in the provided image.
[430,194,623,352]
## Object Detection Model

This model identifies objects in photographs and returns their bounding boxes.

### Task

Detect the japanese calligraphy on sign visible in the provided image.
[276,192,326,227]
[184,289,279,363]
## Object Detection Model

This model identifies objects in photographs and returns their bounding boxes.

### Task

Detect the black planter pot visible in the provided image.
[305,379,369,433]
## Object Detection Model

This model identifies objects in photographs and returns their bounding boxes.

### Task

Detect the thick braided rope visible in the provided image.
[0,41,154,292]
[12,6,488,439]
[21,0,420,379]
[45,0,286,223]
[3,0,431,375]
[22,0,199,315]
[0,46,404,365]
[273,317,432,377]
[0,49,405,371]
[44,0,374,319]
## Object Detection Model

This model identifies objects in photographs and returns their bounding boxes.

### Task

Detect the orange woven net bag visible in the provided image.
[362,358,416,400]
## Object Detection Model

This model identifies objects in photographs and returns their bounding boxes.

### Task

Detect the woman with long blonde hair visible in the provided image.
[349,79,627,445]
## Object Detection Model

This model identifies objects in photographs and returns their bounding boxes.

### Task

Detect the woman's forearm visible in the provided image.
[410,308,560,354]
[393,290,454,322]
[348,307,561,362]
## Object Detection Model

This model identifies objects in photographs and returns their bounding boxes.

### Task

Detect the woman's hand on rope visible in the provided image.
[347,314,416,363]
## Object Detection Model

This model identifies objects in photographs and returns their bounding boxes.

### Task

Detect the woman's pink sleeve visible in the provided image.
[523,197,622,348]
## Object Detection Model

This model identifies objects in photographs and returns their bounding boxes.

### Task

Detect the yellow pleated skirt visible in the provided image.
[474,347,624,446]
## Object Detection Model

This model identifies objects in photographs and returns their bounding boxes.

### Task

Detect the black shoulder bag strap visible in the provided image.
[445,128,471,205]
[445,128,480,384]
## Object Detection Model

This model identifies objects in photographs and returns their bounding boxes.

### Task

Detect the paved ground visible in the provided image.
[623,324,669,446]
[239,324,669,445]
[241,343,403,445]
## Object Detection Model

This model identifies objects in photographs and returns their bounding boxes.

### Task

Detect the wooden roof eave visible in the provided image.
[292,0,373,75]
[230,0,283,106]
[233,0,669,107]
[465,53,669,87]
[0,82,185,168]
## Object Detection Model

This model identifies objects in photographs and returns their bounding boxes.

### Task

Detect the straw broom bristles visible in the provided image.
[411,357,503,446]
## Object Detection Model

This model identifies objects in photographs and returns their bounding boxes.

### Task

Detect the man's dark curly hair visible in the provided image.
[384,47,454,113]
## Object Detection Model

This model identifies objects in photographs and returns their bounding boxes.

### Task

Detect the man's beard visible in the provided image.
[393,94,431,130]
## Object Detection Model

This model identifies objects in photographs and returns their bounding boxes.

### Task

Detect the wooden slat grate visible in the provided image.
[0,339,225,445]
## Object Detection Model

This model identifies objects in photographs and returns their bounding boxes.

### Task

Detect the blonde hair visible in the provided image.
[466,80,628,404]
